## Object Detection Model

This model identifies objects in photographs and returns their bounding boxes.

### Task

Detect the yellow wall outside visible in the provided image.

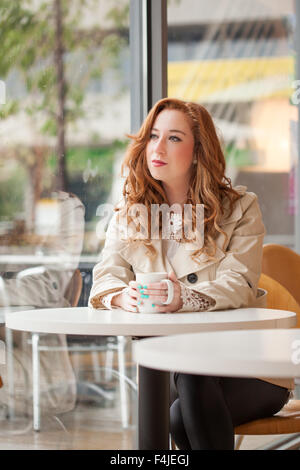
[168,56,294,102]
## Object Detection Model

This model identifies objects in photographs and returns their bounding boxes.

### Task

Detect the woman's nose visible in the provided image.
[155,137,166,154]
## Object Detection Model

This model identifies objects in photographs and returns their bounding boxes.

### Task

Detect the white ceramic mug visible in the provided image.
[136,272,174,313]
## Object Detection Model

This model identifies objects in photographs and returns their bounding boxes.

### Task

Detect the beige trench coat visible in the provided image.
[89,186,293,390]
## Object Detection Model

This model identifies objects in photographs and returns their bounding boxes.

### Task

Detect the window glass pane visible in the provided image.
[0,0,130,307]
[168,0,296,247]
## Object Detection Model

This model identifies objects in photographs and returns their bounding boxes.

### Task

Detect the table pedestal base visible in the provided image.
[138,366,170,450]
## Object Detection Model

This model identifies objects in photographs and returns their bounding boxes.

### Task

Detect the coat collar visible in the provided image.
[220,185,246,225]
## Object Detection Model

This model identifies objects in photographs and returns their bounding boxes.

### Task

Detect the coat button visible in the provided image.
[187,273,198,284]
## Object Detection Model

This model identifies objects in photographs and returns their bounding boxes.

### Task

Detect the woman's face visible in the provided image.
[146,108,195,188]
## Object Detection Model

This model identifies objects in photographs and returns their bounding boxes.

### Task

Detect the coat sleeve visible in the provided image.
[88,214,135,309]
[0,270,73,308]
[194,193,266,311]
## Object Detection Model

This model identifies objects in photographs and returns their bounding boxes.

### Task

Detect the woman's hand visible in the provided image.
[111,287,139,313]
[129,271,183,313]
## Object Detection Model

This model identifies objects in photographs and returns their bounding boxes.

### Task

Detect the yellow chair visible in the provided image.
[234,274,300,450]
[262,244,300,312]
[258,273,300,326]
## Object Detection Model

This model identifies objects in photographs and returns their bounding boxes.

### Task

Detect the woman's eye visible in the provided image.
[150,133,158,140]
[170,135,181,142]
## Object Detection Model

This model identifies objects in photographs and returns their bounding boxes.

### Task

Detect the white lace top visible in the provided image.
[101,213,215,312]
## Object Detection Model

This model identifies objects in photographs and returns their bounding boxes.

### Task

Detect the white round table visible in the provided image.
[133,329,300,378]
[0,305,34,325]
[134,328,300,450]
[5,307,297,450]
[5,306,297,336]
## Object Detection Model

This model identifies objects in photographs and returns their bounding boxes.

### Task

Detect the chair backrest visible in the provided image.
[64,269,83,307]
[258,273,300,328]
[262,244,300,307]
[16,266,47,279]
[0,275,9,309]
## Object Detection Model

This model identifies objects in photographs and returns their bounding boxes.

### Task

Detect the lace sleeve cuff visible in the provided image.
[178,281,216,312]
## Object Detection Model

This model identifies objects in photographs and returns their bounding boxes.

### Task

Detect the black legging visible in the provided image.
[170,373,290,450]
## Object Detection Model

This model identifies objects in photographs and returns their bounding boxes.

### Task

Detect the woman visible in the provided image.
[89,98,292,450]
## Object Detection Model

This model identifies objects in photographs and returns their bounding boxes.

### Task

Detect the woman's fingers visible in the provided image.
[139,289,167,296]
[118,288,139,313]
[136,282,169,298]
[129,281,138,289]
[127,305,138,313]
[128,287,138,299]
[154,305,169,313]
[127,278,181,312]
[124,297,138,313]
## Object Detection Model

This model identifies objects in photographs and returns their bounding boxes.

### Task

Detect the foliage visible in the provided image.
[0,0,129,196]
[225,143,253,168]
[0,0,129,135]
[0,166,26,220]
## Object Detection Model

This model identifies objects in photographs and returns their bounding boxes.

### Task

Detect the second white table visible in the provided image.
[134,328,300,449]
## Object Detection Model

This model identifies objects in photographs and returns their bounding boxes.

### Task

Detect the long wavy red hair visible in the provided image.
[116,97,241,262]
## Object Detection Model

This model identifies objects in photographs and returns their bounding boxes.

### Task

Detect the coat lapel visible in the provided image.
[118,239,167,273]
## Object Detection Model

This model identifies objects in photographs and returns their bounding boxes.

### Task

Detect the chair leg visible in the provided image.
[32,333,41,432]
[117,336,129,428]
[235,435,244,450]
[6,328,15,420]
[91,351,101,383]
[104,345,114,382]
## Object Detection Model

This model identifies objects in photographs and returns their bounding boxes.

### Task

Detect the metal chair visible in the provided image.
[234,273,300,450]
[64,268,82,307]
[15,266,72,430]
[0,277,7,392]
[0,275,16,419]
[30,269,136,431]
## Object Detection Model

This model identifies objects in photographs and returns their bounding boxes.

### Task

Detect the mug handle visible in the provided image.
[161,279,174,305]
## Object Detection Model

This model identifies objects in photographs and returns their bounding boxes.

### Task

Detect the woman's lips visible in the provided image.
[152,160,167,167]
